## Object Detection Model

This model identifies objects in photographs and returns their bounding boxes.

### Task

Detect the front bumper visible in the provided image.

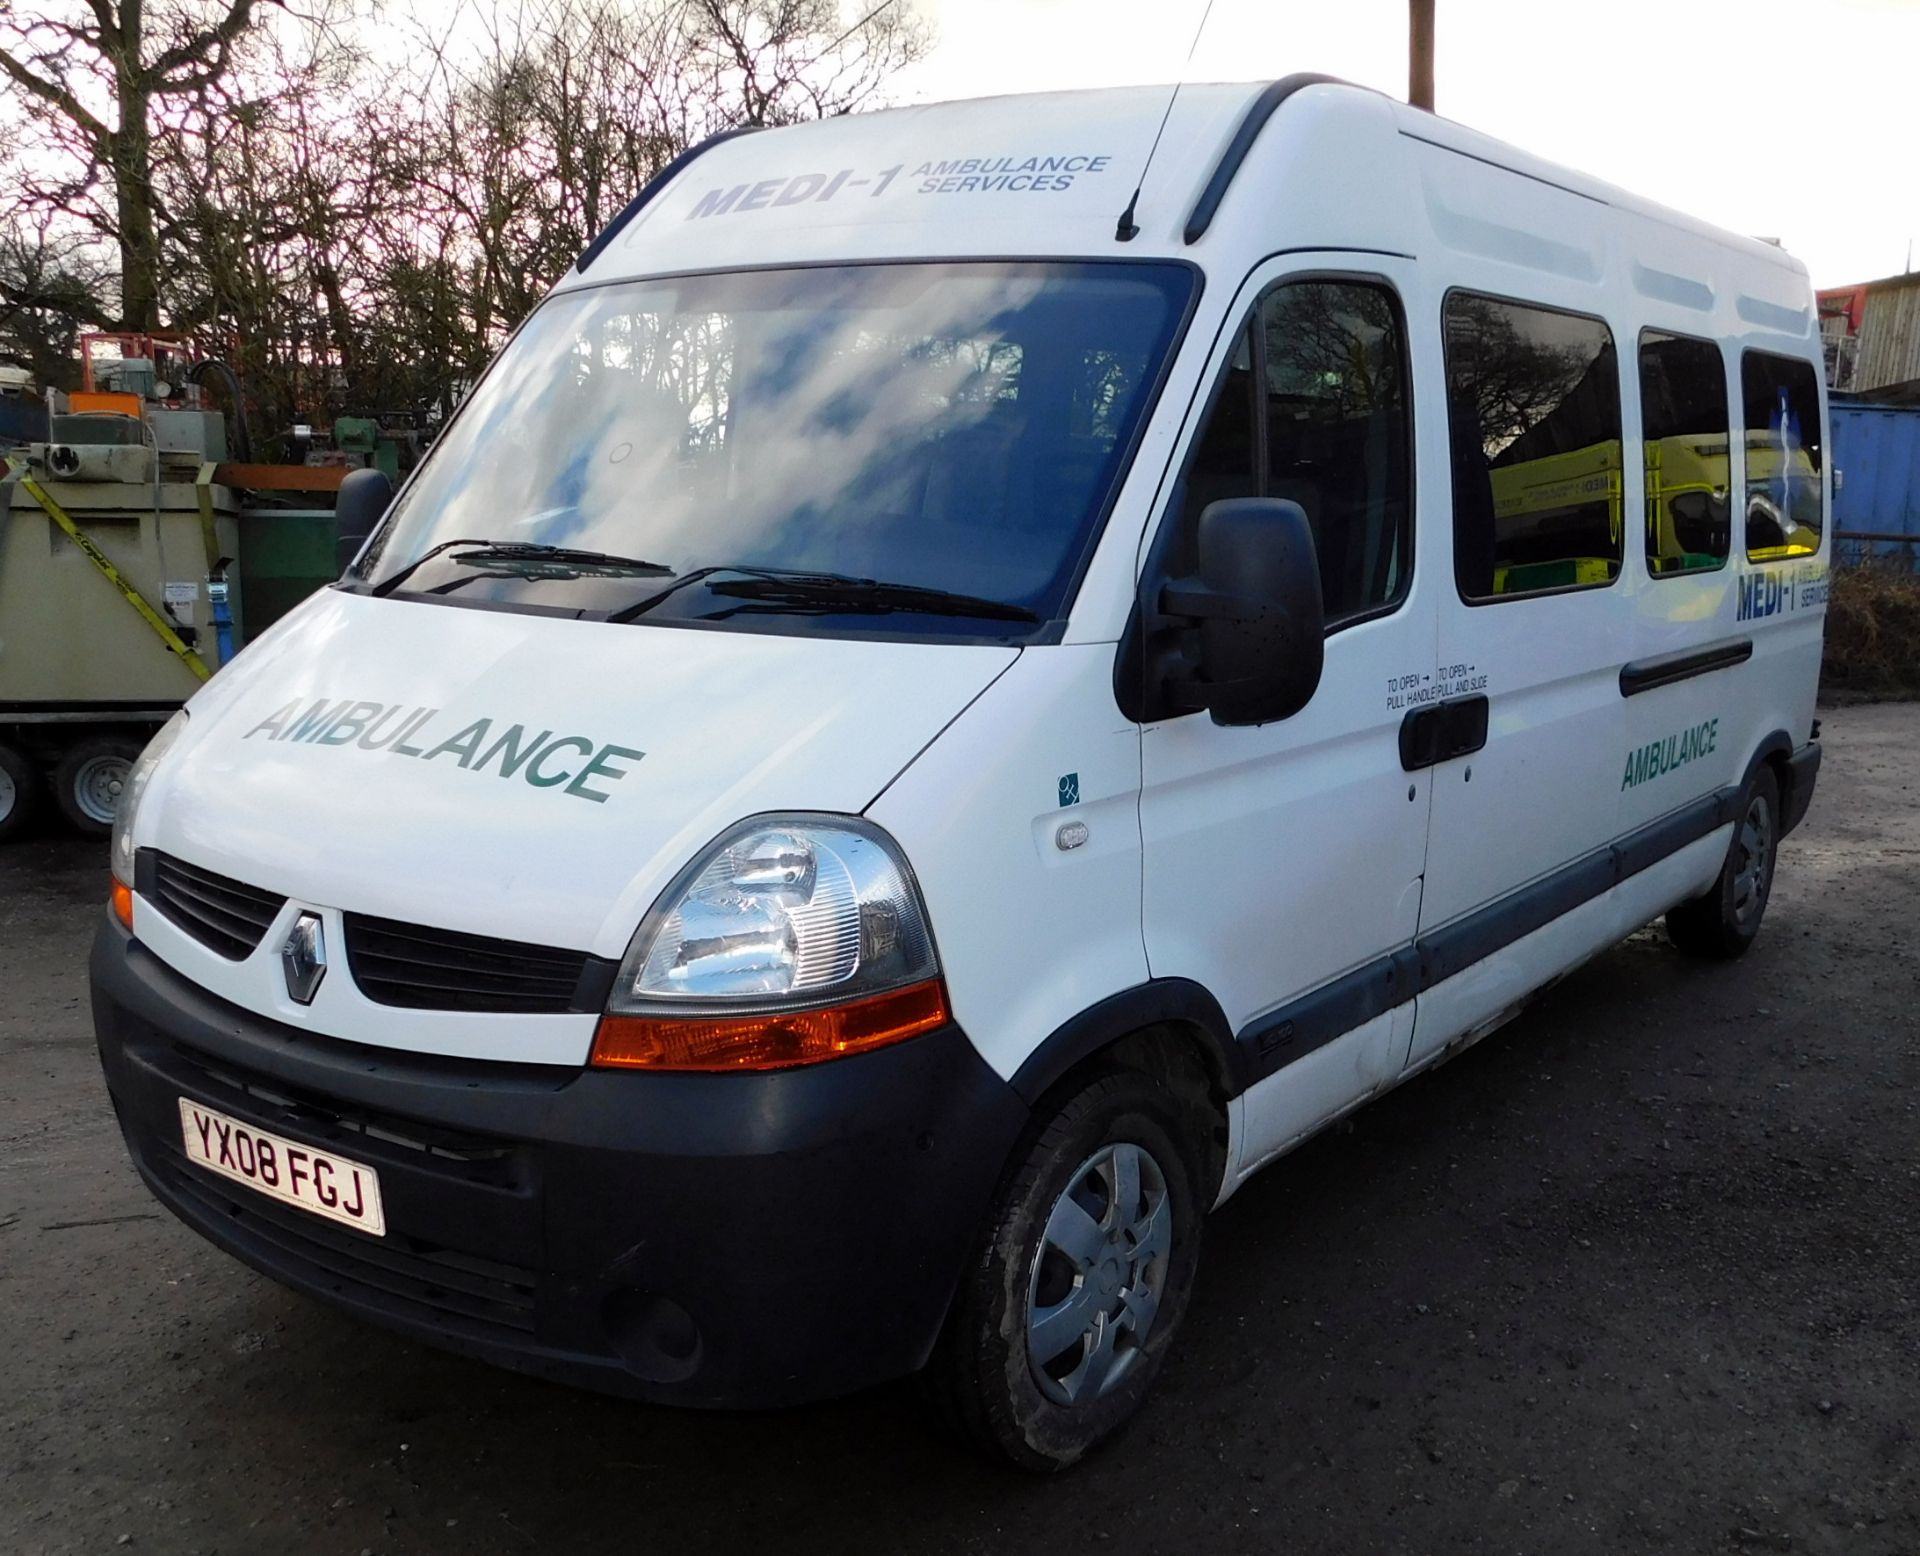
[92,919,1028,1408]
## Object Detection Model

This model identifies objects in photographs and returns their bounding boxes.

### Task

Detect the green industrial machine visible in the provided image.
[332,415,403,479]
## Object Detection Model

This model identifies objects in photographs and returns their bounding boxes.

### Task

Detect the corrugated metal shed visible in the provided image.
[1855,273,1920,393]
[1832,400,1920,562]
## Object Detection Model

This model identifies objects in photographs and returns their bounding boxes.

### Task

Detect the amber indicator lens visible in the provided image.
[590,979,950,1072]
[110,879,135,930]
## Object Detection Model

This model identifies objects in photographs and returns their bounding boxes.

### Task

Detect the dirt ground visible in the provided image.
[2,703,1915,1556]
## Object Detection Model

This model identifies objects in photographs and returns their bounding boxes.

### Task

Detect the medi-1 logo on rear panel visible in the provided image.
[1738,562,1829,622]
[245,696,644,804]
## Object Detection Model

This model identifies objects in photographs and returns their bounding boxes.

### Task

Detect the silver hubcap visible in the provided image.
[72,755,130,826]
[0,767,15,821]
[1026,1141,1172,1406]
[1732,792,1775,930]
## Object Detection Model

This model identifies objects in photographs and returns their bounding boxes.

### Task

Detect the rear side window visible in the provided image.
[1640,332,1732,576]
[1741,351,1824,562]
[1444,293,1623,601]
[1177,278,1412,626]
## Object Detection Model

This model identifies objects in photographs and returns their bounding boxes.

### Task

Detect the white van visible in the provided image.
[92,78,1827,1470]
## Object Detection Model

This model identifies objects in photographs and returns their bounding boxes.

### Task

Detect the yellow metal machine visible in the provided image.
[0,455,242,839]
[0,331,358,840]
[2,464,235,701]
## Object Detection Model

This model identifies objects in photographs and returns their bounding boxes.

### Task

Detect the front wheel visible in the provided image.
[1667,765,1780,959]
[932,1069,1204,1472]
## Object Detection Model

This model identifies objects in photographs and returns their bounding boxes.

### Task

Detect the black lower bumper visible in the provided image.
[91,920,1028,1408]
[1782,739,1821,837]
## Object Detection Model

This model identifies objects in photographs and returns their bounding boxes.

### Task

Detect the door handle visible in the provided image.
[1399,694,1489,772]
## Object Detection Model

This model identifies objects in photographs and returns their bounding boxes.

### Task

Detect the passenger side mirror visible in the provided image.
[1155,498,1326,726]
[334,468,395,572]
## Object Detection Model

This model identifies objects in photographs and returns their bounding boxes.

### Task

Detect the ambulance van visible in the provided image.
[92,78,1828,1470]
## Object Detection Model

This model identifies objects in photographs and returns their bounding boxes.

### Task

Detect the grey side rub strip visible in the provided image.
[1237,782,1742,1085]
[1618,637,1753,698]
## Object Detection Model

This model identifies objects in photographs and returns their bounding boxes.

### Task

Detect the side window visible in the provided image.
[1179,330,1258,534]
[1177,278,1412,626]
[1443,293,1623,601]
[1741,351,1824,561]
[1640,332,1732,576]
[1259,281,1412,622]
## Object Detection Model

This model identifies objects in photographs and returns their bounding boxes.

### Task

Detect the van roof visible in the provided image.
[566,78,1808,288]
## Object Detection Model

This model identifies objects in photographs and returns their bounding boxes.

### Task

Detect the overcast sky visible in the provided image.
[896,0,1919,289]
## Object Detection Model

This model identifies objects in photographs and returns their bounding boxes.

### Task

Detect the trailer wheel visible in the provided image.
[0,743,40,843]
[52,737,144,838]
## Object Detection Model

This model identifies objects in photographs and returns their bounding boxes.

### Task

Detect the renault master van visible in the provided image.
[92,77,1826,1470]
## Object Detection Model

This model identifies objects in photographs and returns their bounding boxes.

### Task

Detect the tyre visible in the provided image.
[932,1068,1205,1472]
[52,736,144,838]
[1667,765,1780,960]
[0,743,39,843]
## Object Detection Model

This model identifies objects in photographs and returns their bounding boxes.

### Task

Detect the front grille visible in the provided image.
[343,913,595,1014]
[156,1142,539,1335]
[170,1042,521,1183]
[149,853,287,960]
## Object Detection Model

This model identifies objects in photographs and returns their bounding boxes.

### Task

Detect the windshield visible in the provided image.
[353,261,1195,640]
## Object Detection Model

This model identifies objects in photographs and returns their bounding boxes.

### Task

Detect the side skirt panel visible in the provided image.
[1220,821,1733,1193]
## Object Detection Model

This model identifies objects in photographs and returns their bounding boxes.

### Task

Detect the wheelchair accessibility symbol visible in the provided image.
[1058,772,1080,807]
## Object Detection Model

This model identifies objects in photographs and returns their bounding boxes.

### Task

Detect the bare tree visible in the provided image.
[373,0,929,412]
[0,0,316,328]
[0,0,929,433]
[676,0,930,129]
[0,216,112,388]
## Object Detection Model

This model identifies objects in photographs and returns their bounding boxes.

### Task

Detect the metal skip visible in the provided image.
[5,456,212,682]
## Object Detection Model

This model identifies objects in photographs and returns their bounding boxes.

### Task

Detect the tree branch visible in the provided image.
[143,0,269,84]
[0,45,112,147]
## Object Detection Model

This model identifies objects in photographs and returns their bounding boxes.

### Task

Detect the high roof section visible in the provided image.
[565,77,1810,286]
[569,83,1264,279]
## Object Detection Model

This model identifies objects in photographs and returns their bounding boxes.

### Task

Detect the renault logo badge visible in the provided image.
[281,912,327,1005]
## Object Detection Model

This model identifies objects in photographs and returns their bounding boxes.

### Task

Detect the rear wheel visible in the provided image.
[0,743,39,843]
[1668,766,1780,959]
[932,1069,1204,1472]
[52,737,143,838]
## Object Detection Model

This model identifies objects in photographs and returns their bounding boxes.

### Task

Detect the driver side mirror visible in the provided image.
[1141,497,1326,726]
[334,467,394,572]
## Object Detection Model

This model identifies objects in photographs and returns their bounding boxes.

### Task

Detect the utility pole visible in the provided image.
[1410,0,1436,111]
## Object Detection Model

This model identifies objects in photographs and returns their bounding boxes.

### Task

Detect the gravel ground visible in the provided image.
[2,702,1915,1556]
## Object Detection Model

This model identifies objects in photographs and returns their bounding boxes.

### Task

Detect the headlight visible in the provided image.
[593,815,947,1071]
[110,711,188,888]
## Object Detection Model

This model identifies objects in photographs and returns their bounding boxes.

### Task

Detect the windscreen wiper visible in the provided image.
[705,573,1040,622]
[605,565,1039,625]
[371,539,671,597]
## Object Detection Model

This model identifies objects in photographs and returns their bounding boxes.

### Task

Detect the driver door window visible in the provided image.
[1179,278,1413,628]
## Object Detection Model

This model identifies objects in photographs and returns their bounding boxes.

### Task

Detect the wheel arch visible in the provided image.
[1737,727,1797,827]
[1007,979,1245,1201]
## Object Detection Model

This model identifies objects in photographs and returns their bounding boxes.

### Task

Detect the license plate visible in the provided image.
[178,1098,386,1237]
